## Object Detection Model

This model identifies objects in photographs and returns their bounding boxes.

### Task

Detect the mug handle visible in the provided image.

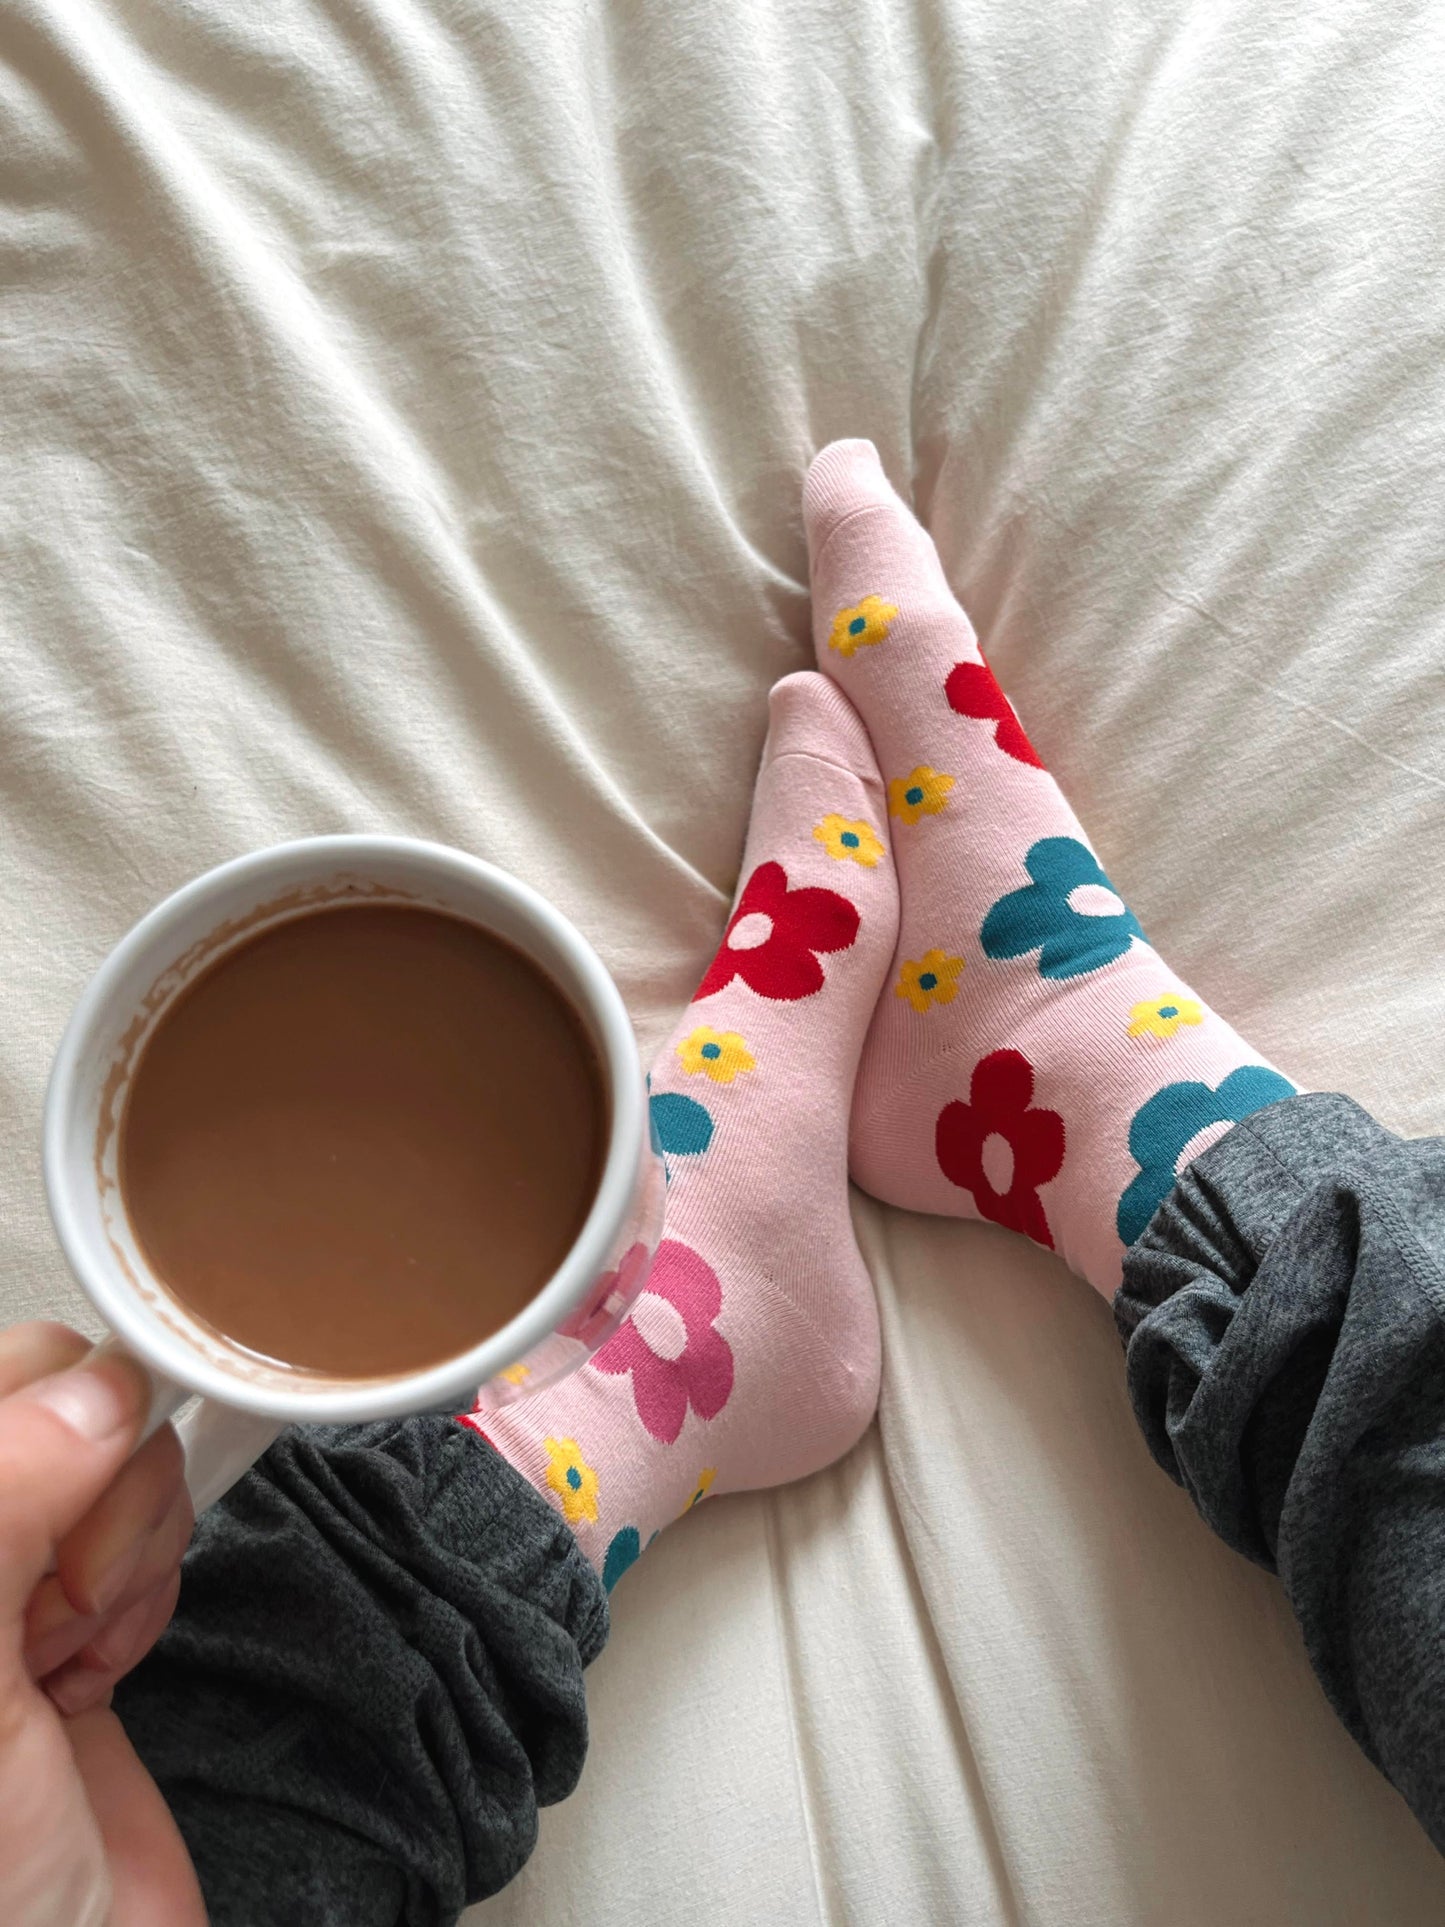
[88,1334,284,1514]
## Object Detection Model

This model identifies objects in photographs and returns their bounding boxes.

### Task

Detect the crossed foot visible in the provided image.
[479,440,1294,1590]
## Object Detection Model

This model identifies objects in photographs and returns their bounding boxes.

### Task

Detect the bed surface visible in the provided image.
[3,0,1444,1919]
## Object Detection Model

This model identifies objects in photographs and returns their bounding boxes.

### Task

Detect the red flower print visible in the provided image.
[591,1239,734,1443]
[935,1049,1065,1248]
[694,861,859,1002]
[944,658,1043,768]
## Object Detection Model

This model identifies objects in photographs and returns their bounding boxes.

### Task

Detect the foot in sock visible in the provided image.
[803,439,1296,1298]
[476,672,898,1587]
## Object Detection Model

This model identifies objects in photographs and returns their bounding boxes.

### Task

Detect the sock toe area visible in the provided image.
[802,438,900,549]
[765,669,881,778]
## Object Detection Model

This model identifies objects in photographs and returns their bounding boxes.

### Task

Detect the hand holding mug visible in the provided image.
[0,1322,202,1926]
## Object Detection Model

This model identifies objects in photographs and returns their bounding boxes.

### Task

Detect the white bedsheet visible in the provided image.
[3,0,1444,1919]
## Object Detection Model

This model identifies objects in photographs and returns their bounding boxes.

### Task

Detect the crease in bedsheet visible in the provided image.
[961,8,1233,503]
[826,0,939,489]
[873,1479,1025,1927]
[578,2,812,591]
[760,1496,835,1927]
[851,1202,1026,1927]
[1153,584,1445,798]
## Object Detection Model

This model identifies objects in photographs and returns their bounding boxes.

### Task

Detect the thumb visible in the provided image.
[0,1355,150,1632]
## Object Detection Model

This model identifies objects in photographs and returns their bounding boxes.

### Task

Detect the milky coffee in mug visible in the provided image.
[117,901,608,1379]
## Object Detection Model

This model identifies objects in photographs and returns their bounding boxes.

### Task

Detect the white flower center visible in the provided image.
[630,1291,688,1361]
[728,911,774,951]
[981,1131,1015,1195]
[1066,883,1126,919]
[1174,1119,1234,1177]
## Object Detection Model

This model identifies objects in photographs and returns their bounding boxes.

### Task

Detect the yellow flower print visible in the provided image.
[895,949,966,1014]
[681,1467,717,1515]
[544,1436,599,1526]
[500,1362,531,1386]
[813,813,886,868]
[677,1025,756,1085]
[829,594,898,658]
[888,765,955,825]
[1127,994,1204,1042]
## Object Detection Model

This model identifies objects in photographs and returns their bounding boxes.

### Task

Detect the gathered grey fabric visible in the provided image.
[115,1416,608,1926]
[1117,1092,1445,1854]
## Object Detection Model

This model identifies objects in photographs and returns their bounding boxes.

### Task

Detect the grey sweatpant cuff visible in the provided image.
[1115,1091,1445,1852]
[115,1415,608,1927]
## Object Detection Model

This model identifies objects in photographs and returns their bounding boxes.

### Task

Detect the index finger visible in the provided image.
[0,1323,90,1401]
[56,1421,188,1615]
[0,1355,151,1625]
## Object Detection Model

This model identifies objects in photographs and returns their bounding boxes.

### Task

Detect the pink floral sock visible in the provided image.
[474,672,898,1588]
[804,440,1296,1298]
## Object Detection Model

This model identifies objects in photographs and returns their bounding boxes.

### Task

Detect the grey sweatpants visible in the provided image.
[115,1417,608,1924]
[1116,1090,1445,1856]
[116,1091,1445,1921]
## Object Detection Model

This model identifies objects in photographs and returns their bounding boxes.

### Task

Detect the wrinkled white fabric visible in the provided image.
[2,0,1442,1920]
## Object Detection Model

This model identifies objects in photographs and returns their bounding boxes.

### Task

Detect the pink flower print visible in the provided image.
[591,1239,734,1443]
[559,1241,652,1348]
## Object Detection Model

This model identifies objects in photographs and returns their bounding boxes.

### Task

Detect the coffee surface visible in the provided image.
[120,904,606,1377]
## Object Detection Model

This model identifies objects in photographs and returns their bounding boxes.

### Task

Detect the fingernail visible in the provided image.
[31,1361,147,1443]
[45,1664,112,1718]
[25,1584,96,1680]
[84,1592,154,1671]
[90,1536,146,1615]
[26,1576,77,1647]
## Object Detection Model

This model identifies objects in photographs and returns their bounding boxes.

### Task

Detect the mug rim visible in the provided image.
[43,834,645,1420]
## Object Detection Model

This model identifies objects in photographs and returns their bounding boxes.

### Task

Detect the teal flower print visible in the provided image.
[982,836,1145,980]
[648,1076,713,1182]
[602,1524,660,1594]
[1117,1065,1296,1244]
[603,1527,642,1592]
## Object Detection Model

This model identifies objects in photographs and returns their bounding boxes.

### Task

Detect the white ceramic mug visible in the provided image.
[43,836,664,1511]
